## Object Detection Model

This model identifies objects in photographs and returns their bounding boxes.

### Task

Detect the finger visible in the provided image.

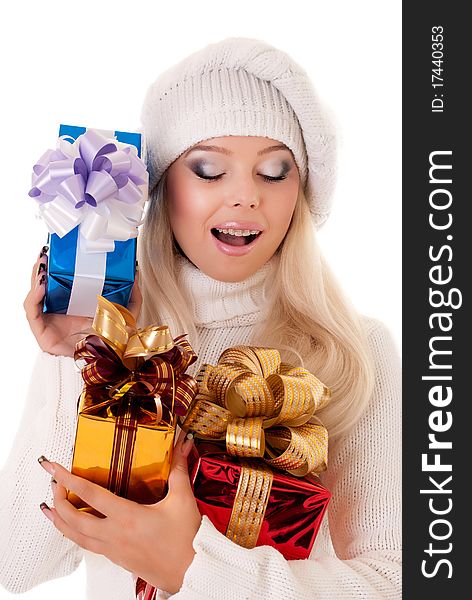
[128,271,142,321]
[39,459,132,519]
[41,504,105,554]
[27,248,48,313]
[167,432,194,496]
[52,481,108,540]
[23,277,47,339]
[30,258,41,288]
[175,428,187,447]
[31,246,48,287]
[31,254,48,288]
[24,272,47,315]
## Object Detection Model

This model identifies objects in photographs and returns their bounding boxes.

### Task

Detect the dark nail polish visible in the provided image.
[40,502,50,511]
[40,274,46,284]
[37,263,47,275]
[39,245,49,258]
[38,455,49,464]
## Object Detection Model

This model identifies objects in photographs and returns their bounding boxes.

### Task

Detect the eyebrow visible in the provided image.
[184,143,289,157]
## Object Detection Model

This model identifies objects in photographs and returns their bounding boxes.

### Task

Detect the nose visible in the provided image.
[228,177,261,209]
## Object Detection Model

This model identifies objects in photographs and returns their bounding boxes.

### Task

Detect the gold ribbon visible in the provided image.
[225,461,274,548]
[182,346,331,549]
[75,296,198,425]
[92,295,175,371]
[183,346,331,477]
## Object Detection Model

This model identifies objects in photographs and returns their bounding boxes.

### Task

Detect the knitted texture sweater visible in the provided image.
[0,256,402,599]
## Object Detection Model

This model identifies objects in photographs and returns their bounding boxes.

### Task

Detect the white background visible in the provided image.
[0,1,401,598]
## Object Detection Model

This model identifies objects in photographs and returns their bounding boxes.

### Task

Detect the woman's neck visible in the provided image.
[176,255,279,329]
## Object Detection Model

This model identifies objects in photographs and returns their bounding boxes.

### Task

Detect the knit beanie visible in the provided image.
[141,37,337,228]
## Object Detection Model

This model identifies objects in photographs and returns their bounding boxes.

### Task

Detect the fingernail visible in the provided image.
[37,263,47,275]
[38,456,55,475]
[51,477,57,485]
[40,274,46,285]
[39,245,49,258]
[40,502,54,522]
[181,433,194,457]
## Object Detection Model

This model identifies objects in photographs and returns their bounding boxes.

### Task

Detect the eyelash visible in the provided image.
[196,173,287,183]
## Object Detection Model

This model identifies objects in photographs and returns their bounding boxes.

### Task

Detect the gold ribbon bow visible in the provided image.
[75,296,198,424]
[182,346,331,477]
[92,295,176,369]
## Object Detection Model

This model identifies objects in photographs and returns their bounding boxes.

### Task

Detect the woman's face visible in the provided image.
[166,136,300,282]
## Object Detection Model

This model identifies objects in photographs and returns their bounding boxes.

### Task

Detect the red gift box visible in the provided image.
[188,441,331,560]
[136,445,331,600]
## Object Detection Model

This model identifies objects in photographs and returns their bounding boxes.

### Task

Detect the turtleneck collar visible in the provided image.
[176,254,279,329]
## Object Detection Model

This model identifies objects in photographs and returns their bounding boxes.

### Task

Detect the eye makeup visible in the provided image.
[186,158,225,180]
[260,159,292,179]
[185,156,295,181]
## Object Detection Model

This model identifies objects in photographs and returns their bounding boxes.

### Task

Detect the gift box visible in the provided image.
[188,441,331,560]
[67,296,198,515]
[181,345,333,559]
[136,446,332,600]
[29,124,148,317]
[68,392,177,512]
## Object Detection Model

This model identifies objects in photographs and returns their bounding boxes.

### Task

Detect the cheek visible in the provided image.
[271,184,299,232]
[167,181,220,244]
[167,181,202,228]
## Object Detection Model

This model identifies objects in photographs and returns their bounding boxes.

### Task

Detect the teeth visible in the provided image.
[215,228,260,236]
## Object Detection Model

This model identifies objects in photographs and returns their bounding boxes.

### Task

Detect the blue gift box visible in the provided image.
[43,125,144,316]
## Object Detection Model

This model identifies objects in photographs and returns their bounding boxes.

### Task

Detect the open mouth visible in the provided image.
[211,228,262,246]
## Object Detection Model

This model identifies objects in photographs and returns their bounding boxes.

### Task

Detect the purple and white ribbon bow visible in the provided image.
[29,129,148,253]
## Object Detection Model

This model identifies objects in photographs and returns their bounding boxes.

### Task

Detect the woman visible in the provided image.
[0,37,401,599]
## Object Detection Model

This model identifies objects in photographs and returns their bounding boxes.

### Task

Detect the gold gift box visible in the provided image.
[67,391,175,515]
[66,296,198,515]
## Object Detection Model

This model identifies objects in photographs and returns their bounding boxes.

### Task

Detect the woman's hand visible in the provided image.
[38,431,201,595]
[24,246,142,357]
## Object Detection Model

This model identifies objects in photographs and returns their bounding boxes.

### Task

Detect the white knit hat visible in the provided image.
[141,37,337,228]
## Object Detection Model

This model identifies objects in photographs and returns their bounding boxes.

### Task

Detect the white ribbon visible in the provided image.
[67,232,108,317]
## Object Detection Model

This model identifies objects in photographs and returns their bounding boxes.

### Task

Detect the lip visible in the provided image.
[212,221,265,232]
[211,230,264,257]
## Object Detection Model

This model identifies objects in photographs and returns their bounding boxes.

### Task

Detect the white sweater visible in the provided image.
[0,256,402,599]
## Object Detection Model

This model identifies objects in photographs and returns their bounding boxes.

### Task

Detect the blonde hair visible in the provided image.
[138,174,375,441]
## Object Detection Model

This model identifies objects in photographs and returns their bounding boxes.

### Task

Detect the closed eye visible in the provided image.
[195,172,287,183]
[196,172,225,181]
[261,174,287,183]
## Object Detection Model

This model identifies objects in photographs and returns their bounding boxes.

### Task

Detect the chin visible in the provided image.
[199,259,265,283]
